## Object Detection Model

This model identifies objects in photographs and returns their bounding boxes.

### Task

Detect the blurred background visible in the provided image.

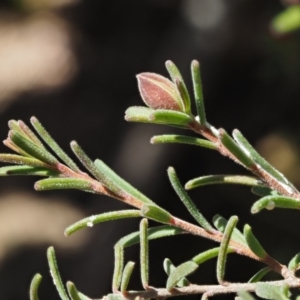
[0,0,300,299]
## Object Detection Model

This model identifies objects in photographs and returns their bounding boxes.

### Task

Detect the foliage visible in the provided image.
[1,60,300,300]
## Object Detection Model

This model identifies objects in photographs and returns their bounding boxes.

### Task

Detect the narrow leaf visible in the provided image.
[251,195,300,214]
[149,110,193,127]
[124,106,155,123]
[140,219,149,289]
[29,273,42,300]
[233,129,295,192]
[166,261,198,291]
[168,167,214,232]
[191,60,206,126]
[163,258,190,287]
[165,60,185,83]
[174,77,191,114]
[243,225,268,259]
[117,225,185,248]
[0,153,49,167]
[217,216,238,284]
[141,204,172,224]
[213,215,246,245]
[112,244,124,292]
[35,178,92,192]
[77,293,91,300]
[8,120,26,136]
[186,175,262,190]
[0,165,58,177]
[288,252,300,271]
[151,134,217,150]
[47,247,69,300]
[70,141,107,182]
[248,267,271,283]
[192,247,234,265]
[9,130,58,165]
[94,159,154,204]
[3,138,31,157]
[65,210,142,236]
[165,61,190,113]
[255,283,290,300]
[219,129,255,168]
[18,120,46,149]
[31,117,80,172]
[67,282,81,300]
[120,261,135,293]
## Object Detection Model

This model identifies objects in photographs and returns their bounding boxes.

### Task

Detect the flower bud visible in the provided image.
[137,72,183,111]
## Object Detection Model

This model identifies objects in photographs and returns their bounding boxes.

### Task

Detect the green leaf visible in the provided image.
[167,167,214,232]
[65,210,141,236]
[233,129,295,192]
[8,120,27,137]
[217,216,238,284]
[0,165,58,177]
[112,244,124,292]
[29,273,42,300]
[192,247,234,265]
[150,110,193,127]
[30,117,80,172]
[67,282,82,300]
[186,175,262,190]
[163,258,190,287]
[272,6,300,34]
[165,60,191,113]
[0,154,49,168]
[9,130,58,165]
[191,60,206,126]
[141,204,172,224]
[140,219,149,289]
[35,178,92,192]
[166,261,198,291]
[251,186,280,197]
[174,77,191,114]
[11,120,45,149]
[47,247,69,300]
[219,129,255,168]
[255,283,290,300]
[117,225,185,248]
[94,159,154,204]
[150,134,217,150]
[120,261,135,292]
[124,106,155,123]
[237,290,256,300]
[126,106,193,127]
[70,141,108,182]
[251,195,300,214]
[164,62,187,108]
[248,267,271,283]
[77,292,91,300]
[213,215,246,245]
[288,252,300,271]
[243,225,268,259]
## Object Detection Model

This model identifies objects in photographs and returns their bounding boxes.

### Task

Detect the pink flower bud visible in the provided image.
[137,72,183,111]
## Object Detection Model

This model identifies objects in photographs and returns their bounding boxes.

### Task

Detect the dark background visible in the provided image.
[0,0,300,299]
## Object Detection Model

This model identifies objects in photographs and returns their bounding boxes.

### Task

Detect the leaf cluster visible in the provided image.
[1,61,300,300]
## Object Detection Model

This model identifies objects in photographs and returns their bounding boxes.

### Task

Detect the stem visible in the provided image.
[109,278,300,300]
[171,217,284,275]
[188,120,300,200]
